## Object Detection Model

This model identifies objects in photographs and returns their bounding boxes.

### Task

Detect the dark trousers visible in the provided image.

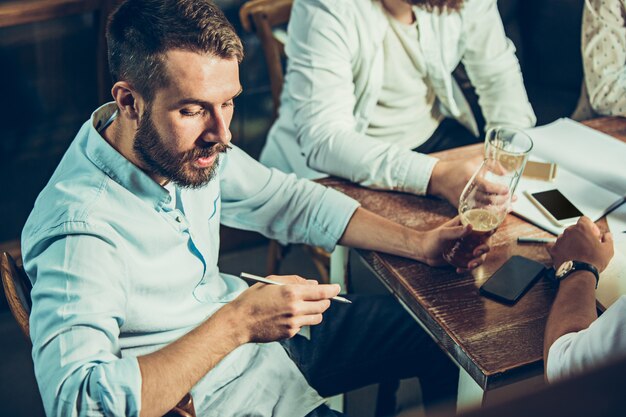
[414,118,481,154]
[281,294,459,417]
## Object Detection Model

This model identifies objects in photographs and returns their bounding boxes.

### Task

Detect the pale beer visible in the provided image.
[442,209,502,268]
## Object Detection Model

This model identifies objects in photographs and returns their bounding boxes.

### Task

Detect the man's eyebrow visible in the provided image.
[175,88,244,107]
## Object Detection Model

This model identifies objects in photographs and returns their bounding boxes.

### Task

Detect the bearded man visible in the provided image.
[261,0,536,206]
[20,0,490,416]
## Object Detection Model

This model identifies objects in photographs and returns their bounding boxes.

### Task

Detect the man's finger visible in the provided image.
[294,314,325,328]
[473,244,490,257]
[295,299,332,315]
[299,283,341,301]
[442,216,462,228]
[269,274,308,284]
[439,224,471,241]
[602,231,614,247]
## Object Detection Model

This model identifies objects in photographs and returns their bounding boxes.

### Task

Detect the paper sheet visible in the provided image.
[512,119,626,235]
[607,204,626,242]
[526,119,626,196]
[597,240,626,309]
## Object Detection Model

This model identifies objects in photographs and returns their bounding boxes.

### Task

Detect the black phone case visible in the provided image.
[480,255,546,304]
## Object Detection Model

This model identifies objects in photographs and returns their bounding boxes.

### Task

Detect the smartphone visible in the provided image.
[480,255,546,304]
[524,189,584,227]
[522,161,557,181]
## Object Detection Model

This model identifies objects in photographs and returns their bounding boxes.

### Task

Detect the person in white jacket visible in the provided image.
[261,0,536,206]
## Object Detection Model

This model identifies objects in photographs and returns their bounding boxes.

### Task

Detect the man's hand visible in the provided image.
[416,216,490,273]
[548,216,614,272]
[427,155,482,207]
[226,275,340,344]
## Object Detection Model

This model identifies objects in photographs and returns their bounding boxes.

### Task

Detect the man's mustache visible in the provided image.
[183,143,232,162]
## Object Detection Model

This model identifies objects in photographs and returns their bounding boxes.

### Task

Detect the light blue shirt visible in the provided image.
[21,103,360,417]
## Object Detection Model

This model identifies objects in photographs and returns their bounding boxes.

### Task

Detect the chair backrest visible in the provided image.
[239,0,293,117]
[1,252,32,343]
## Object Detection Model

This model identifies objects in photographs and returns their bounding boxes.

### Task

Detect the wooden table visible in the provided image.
[321,117,626,407]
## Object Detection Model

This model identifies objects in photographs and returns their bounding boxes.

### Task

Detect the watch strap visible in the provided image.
[558,261,600,289]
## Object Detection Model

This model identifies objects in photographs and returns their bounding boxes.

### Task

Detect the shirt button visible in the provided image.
[175,216,182,223]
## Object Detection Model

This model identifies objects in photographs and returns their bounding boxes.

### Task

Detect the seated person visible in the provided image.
[574,0,626,119]
[260,0,536,206]
[21,1,489,416]
[544,217,624,381]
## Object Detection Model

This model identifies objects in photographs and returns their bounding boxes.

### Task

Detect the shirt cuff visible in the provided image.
[309,187,360,252]
[397,153,439,195]
[90,356,142,416]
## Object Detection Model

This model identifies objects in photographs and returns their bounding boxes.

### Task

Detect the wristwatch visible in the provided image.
[554,260,599,288]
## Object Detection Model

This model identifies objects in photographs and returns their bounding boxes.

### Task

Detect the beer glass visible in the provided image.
[484,126,534,195]
[443,127,533,269]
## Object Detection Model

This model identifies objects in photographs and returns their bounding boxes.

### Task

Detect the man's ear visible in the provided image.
[111,81,144,122]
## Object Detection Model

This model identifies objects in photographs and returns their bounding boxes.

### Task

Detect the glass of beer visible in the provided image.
[443,127,532,269]
[484,126,534,194]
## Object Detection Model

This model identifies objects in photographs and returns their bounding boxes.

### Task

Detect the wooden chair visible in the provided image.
[0,252,195,417]
[239,0,338,284]
[239,0,292,118]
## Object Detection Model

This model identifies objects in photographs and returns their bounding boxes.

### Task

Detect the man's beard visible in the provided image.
[406,0,464,12]
[133,108,231,189]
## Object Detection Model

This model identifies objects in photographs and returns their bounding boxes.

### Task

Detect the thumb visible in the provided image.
[602,231,614,246]
[438,223,471,241]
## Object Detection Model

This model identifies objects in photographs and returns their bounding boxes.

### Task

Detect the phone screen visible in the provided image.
[530,189,583,221]
[480,256,546,304]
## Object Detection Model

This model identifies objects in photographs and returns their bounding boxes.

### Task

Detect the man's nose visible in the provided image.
[201,110,231,145]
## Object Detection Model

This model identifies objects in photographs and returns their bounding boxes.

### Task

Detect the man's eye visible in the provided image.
[222,101,234,108]
[181,109,203,117]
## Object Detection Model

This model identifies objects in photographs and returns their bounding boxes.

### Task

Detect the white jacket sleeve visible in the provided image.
[285,0,438,195]
[461,0,536,130]
[581,0,626,117]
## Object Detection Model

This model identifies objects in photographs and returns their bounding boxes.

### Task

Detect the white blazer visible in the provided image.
[261,0,536,194]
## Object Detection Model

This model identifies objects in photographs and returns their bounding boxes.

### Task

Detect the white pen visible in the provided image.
[240,272,352,304]
[517,236,557,244]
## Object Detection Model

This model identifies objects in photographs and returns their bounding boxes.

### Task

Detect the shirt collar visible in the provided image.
[83,102,172,210]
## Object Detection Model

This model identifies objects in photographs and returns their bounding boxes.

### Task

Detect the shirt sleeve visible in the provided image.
[219,146,360,251]
[284,0,439,195]
[461,0,536,130]
[25,232,142,417]
[581,0,626,116]
[546,295,626,382]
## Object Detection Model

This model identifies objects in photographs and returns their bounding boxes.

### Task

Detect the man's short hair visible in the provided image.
[106,0,244,101]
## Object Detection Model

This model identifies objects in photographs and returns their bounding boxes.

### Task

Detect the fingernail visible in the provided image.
[469,262,478,268]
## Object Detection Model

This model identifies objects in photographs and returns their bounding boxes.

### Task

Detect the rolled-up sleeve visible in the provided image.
[546,296,626,382]
[285,0,439,195]
[219,146,360,251]
[26,232,141,417]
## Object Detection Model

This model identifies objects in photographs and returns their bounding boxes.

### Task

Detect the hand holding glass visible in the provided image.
[442,127,533,269]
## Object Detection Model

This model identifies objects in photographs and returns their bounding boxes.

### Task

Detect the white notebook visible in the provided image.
[513,118,626,235]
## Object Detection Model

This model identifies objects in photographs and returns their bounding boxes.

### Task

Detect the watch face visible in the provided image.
[556,260,574,278]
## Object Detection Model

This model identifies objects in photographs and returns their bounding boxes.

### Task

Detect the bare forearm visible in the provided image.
[338,208,424,261]
[138,304,245,417]
[544,272,598,362]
